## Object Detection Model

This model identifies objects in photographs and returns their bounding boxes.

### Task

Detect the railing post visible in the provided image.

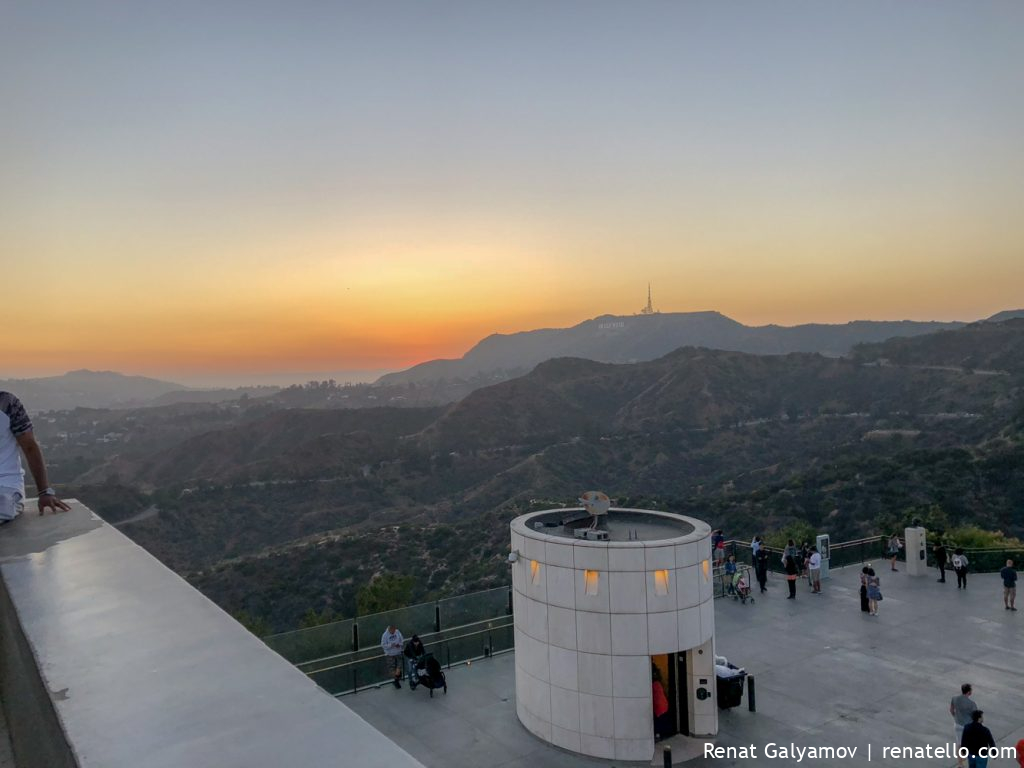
[352,667,357,694]
[663,744,672,768]
[352,622,359,652]
[507,588,513,616]
[748,675,756,712]
[435,604,441,633]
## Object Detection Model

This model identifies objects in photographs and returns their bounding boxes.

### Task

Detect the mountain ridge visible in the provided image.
[377,310,966,388]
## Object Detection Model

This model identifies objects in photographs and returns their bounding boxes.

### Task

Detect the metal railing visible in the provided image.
[262,585,512,681]
[726,536,1019,575]
[263,534,1020,695]
[302,615,514,695]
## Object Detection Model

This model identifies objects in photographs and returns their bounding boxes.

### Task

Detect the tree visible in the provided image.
[299,607,336,628]
[356,573,414,615]
[232,610,271,637]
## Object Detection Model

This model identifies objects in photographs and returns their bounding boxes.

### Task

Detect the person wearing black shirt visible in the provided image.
[754,547,769,594]
[961,710,995,768]
[784,555,798,599]
[1001,559,1017,611]
[935,543,948,583]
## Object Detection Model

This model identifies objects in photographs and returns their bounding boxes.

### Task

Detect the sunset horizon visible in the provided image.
[4,2,1022,383]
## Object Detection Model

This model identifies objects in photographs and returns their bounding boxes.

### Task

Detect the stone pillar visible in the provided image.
[904,526,927,576]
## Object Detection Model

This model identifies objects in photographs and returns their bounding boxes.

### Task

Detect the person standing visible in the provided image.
[754,546,769,594]
[381,624,405,688]
[751,535,762,567]
[859,566,871,613]
[724,554,738,594]
[808,547,822,594]
[652,666,670,741]
[784,554,798,599]
[1,392,70,524]
[961,710,995,768]
[712,529,726,565]
[887,533,902,572]
[950,683,978,768]
[866,567,882,615]
[953,548,970,589]
[935,542,948,583]
[1001,559,1017,611]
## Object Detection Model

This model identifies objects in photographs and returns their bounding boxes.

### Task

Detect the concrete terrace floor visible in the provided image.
[342,568,1024,767]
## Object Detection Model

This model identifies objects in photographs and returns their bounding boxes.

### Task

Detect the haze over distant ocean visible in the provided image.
[172,370,393,389]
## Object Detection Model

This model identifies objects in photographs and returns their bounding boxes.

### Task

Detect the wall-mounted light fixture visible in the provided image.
[530,559,542,586]
[702,559,710,582]
[654,569,670,596]
[584,569,600,596]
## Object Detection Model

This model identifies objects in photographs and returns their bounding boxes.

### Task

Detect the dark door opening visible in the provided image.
[652,652,689,739]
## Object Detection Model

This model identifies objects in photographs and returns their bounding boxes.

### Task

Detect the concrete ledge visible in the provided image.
[0,502,425,768]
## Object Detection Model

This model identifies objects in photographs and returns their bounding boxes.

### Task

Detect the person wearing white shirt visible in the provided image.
[381,625,405,688]
[808,548,822,594]
[1,391,70,523]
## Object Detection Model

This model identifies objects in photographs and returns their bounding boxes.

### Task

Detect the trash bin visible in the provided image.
[715,659,746,710]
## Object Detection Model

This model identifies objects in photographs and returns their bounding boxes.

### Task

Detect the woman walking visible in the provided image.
[784,554,799,599]
[859,566,871,613]
[866,567,882,615]
[887,533,902,572]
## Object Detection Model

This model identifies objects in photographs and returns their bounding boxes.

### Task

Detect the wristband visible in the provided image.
[41,488,56,497]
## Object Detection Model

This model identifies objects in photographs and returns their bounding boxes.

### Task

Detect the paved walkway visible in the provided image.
[343,568,1023,767]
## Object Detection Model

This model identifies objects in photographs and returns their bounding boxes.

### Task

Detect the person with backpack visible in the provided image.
[952,548,970,589]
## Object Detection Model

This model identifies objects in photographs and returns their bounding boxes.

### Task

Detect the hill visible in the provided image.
[853,318,1024,375]
[0,370,188,412]
[376,311,965,391]
[49,320,1024,630]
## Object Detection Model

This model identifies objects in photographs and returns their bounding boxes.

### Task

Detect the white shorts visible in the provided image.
[0,487,24,523]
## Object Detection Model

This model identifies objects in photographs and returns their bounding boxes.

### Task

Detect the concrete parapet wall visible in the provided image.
[0,502,425,768]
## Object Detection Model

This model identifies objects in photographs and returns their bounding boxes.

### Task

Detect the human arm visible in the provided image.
[15,431,70,515]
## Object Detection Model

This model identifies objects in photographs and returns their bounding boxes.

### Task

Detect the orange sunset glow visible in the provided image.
[3,2,1022,384]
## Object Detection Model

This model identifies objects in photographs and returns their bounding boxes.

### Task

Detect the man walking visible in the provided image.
[808,547,822,593]
[2,392,70,524]
[950,683,978,768]
[1001,559,1017,611]
[960,710,995,768]
[381,624,405,688]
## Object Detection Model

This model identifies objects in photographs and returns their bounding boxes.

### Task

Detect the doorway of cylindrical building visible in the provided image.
[652,652,689,740]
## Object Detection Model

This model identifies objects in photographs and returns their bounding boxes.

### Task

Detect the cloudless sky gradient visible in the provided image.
[2,1,1022,382]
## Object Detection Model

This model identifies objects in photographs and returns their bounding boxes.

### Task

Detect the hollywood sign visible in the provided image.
[597,322,626,330]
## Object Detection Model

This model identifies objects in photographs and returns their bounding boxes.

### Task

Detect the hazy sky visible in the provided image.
[3,1,1022,381]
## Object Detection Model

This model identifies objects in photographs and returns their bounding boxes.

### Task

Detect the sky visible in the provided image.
[2,1,1022,383]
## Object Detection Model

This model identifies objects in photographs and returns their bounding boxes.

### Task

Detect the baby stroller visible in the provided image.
[412,653,447,697]
[732,571,754,604]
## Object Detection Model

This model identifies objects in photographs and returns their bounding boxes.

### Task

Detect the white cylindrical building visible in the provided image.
[510,506,717,762]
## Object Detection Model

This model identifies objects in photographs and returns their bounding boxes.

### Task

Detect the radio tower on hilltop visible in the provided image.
[640,283,658,315]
